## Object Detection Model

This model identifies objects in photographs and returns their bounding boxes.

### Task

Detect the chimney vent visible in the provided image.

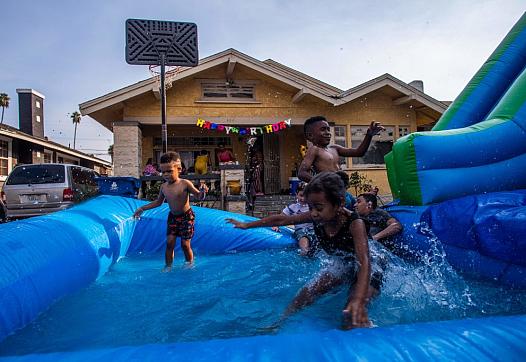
[16,89,45,137]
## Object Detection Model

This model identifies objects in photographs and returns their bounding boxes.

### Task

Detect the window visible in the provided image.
[399,125,410,137]
[6,165,65,185]
[332,125,348,168]
[36,115,41,123]
[201,80,255,100]
[72,167,98,187]
[44,151,53,163]
[0,139,9,177]
[36,100,41,108]
[351,126,394,167]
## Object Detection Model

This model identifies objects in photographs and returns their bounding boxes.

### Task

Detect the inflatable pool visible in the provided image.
[1,196,525,360]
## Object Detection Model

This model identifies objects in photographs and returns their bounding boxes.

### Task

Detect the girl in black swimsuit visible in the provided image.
[227,172,380,330]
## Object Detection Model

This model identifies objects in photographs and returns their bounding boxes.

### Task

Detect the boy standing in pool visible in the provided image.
[133,152,207,272]
[298,116,384,182]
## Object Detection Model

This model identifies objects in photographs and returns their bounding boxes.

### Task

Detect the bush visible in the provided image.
[348,171,373,196]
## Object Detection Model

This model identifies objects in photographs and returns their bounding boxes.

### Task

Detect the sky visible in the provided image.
[1,0,524,162]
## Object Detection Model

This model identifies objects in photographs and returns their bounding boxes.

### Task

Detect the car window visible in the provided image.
[71,167,84,185]
[6,165,65,185]
[88,171,99,186]
[72,167,99,186]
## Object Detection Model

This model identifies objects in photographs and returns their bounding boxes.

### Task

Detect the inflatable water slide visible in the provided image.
[385,13,526,288]
[386,12,526,205]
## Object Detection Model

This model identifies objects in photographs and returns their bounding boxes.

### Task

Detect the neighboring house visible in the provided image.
[80,48,447,194]
[0,89,112,188]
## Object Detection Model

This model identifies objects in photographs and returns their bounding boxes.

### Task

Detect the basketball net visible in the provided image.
[148,65,186,91]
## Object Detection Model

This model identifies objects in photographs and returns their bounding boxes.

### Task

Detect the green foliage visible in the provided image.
[145,181,161,200]
[107,144,113,162]
[348,171,373,196]
[0,93,10,124]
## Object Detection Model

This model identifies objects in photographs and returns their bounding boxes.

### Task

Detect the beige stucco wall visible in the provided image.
[114,65,439,195]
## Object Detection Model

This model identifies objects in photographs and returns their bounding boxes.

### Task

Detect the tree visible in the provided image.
[107,144,114,162]
[348,171,373,196]
[0,93,10,124]
[70,111,81,149]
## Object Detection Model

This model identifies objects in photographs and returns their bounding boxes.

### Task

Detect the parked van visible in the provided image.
[1,164,100,219]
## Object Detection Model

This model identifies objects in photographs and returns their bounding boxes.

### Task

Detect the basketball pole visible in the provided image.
[160,54,168,154]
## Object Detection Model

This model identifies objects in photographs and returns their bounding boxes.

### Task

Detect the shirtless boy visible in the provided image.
[133,152,207,272]
[298,116,384,182]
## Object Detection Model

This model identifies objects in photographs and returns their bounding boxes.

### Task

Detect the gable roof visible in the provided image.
[337,73,447,113]
[80,48,447,121]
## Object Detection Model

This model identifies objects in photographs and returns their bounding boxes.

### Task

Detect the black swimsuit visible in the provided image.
[313,212,383,290]
[313,212,359,256]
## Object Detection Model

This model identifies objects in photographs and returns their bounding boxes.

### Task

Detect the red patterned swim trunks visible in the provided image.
[167,208,195,240]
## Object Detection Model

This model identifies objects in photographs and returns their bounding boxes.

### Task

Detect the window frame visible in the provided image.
[0,135,13,181]
[43,150,53,163]
[350,125,399,169]
[198,79,258,103]
[332,125,349,169]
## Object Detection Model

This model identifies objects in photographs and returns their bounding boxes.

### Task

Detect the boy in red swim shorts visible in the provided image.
[134,152,207,272]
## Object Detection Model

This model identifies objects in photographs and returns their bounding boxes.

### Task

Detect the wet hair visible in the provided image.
[296,181,307,194]
[304,172,345,206]
[303,116,328,136]
[160,152,181,164]
[336,170,350,188]
[358,193,378,209]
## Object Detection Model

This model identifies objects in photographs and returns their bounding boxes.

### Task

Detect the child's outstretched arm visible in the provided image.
[343,218,372,328]
[133,185,166,218]
[297,146,317,182]
[226,212,312,229]
[186,179,208,198]
[334,121,385,157]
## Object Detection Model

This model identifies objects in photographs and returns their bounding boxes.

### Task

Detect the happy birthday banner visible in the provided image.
[196,118,291,135]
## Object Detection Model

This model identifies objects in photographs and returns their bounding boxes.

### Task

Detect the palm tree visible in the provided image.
[0,93,10,124]
[70,111,81,149]
[107,144,114,163]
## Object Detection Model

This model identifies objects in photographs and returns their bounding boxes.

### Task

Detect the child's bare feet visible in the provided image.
[161,265,172,273]
[183,261,194,269]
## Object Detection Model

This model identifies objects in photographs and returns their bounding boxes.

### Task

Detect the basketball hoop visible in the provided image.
[148,65,186,90]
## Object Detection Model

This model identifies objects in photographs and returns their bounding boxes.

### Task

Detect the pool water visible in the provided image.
[2,242,526,356]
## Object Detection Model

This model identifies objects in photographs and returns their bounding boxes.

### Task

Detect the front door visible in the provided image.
[263,133,280,194]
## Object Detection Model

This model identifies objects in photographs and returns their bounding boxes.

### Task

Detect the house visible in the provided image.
[79,48,447,196]
[0,89,112,188]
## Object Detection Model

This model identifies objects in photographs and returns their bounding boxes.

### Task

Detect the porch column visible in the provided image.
[112,121,142,177]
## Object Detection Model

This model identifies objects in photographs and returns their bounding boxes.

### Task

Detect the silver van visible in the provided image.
[1,163,99,219]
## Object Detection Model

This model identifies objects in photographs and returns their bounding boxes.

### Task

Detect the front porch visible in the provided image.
[140,164,296,216]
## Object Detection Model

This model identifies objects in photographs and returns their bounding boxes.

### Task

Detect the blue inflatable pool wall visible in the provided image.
[1,196,526,360]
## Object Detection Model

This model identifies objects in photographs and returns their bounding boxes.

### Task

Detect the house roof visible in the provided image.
[0,124,112,167]
[337,73,447,113]
[80,48,448,126]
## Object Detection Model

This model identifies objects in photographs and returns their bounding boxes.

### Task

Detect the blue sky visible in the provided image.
[1,0,524,161]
